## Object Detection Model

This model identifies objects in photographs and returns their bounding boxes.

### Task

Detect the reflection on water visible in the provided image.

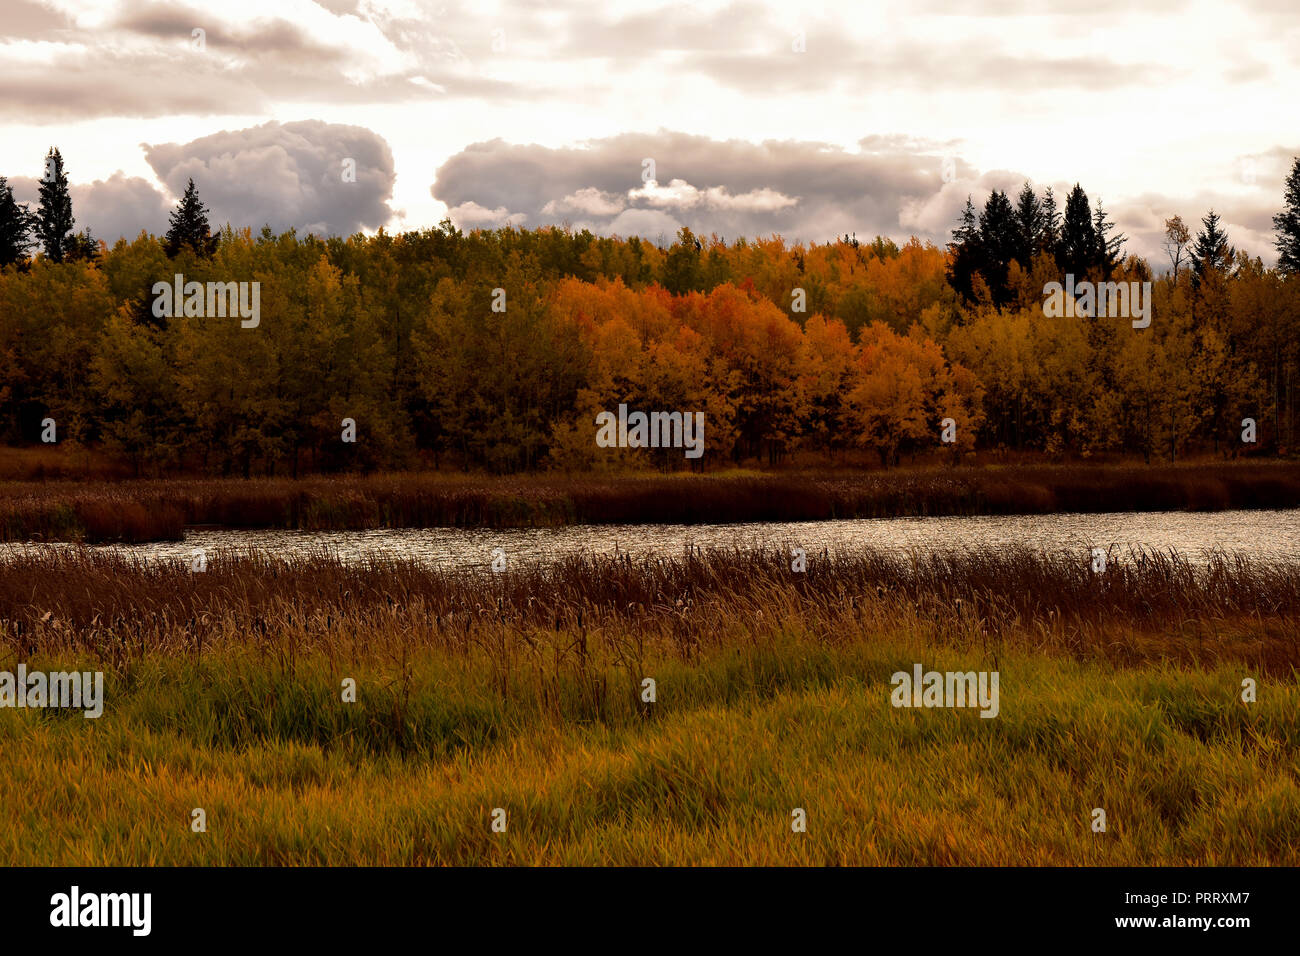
[7,509,1298,569]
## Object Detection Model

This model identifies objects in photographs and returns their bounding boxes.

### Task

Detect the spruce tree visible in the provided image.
[1273,156,1300,275]
[164,178,218,258]
[977,189,1019,305]
[66,228,100,263]
[1040,187,1062,262]
[946,196,983,303]
[0,176,35,267]
[1192,210,1234,283]
[1091,199,1126,274]
[1059,184,1096,278]
[1014,183,1046,269]
[36,147,75,262]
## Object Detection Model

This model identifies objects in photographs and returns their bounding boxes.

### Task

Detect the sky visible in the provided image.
[2,0,1296,266]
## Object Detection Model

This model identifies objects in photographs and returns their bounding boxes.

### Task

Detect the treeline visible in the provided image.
[1,156,1299,475]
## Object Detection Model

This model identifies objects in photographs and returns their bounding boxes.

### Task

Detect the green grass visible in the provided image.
[0,546,1296,865]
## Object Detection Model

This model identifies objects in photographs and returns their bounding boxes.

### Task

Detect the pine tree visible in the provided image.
[164,178,218,258]
[0,176,36,267]
[1273,156,1300,275]
[1059,184,1096,278]
[946,196,983,303]
[978,189,1019,306]
[1040,187,1062,262]
[1014,183,1046,269]
[1092,199,1126,274]
[36,147,75,262]
[1192,210,1234,283]
[66,228,100,263]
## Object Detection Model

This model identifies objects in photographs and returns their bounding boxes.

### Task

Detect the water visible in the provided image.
[9,508,1298,569]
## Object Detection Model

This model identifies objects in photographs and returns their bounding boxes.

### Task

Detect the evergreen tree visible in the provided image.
[977,189,1019,306]
[1091,199,1126,273]
[1059,184,1096,278]
[36,147,75,262]
[1014,183,1046,269]
[1273,156,1300,275]
[0,176,36,267]
[946,196,983,303]
[1192,210,1234,283]
[164,178,218,258]
[1039,186,1062,262]
[66,228,100,263]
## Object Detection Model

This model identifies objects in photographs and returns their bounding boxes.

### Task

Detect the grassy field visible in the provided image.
[3,459,1300,543]
[0,545,1296,865]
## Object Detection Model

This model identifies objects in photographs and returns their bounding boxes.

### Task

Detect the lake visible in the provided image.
[8,508,1297,569]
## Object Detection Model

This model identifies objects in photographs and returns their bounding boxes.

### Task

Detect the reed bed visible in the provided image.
[0,545,1295,865]
[3,461,1300,543]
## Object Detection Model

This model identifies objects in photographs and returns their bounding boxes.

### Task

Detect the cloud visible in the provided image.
[542,188,626,218]
[0,0,540,122]
[431,130,981,244]
[143,120,396,236]
[430,130,1293,267]
[446,201,527,228]
[8,172,171,243]
[71,172,173,242]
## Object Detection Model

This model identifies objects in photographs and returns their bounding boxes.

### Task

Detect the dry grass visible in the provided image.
[0,545,1295,865]
[3,461,1300,543]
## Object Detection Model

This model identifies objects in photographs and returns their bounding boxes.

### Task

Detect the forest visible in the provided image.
[2,147,1300,477]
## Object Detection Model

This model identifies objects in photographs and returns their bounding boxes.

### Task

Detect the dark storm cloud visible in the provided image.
[431,131,990,245]
[144,120,396,236]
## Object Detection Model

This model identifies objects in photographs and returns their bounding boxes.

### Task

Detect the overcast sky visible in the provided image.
[2,0,1296,265]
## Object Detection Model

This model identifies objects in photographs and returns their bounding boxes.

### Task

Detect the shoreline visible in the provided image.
[3,461,1300,544]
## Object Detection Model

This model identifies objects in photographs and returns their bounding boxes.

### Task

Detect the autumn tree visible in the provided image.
[1163,215,1191,277]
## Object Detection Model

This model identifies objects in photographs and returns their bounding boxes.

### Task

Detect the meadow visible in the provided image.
[3,459,1300,543]
[0,544,1296,865]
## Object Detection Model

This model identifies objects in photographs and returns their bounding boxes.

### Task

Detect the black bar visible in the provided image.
[6,866,1281,944]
